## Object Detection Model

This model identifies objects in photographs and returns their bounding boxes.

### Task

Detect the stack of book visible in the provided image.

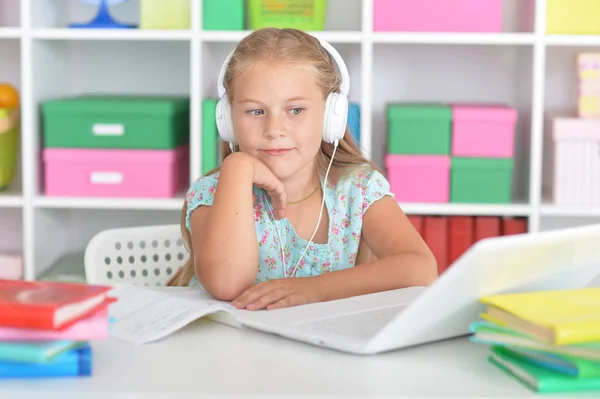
[470,287,600,393]
[0,278,114,378]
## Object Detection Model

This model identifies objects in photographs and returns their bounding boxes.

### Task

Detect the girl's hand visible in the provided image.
[231,277,325,311]
[250,157,287,220]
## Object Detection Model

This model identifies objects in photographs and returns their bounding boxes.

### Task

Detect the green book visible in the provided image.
[470,321,600,362]
[489,346,600,393]
[504,346,600,379]
[201,99,219,175]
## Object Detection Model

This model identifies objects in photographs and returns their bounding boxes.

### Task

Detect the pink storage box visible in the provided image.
[0,254,23,280]
[373,0,503,32]
[43,145,189,198]
[451,105,517,158]
[385,154,450,203]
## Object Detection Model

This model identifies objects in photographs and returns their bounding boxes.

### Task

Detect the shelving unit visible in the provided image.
[0,0,596,281]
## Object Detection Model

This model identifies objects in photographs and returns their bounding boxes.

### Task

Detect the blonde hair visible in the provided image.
[167,28,380,287]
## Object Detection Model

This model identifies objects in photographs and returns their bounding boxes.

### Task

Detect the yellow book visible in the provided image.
[479,288,600,346]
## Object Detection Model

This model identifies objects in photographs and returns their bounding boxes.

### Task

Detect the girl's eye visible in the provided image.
[248,109,264,116]
[289,107,303,115]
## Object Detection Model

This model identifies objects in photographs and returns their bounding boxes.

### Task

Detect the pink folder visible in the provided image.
[0,308,109,341]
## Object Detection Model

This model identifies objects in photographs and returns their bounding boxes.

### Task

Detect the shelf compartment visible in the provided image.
[0,208,23,279]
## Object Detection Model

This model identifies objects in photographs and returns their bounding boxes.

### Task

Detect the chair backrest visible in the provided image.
[84,224,190,286]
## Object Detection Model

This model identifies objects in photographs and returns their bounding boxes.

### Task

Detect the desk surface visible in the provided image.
[0,320,597,399]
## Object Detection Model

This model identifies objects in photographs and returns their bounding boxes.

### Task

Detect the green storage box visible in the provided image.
[248,0,327,30]
[0,108,19,190]
[203,0,245,30]
[202,99,219,174]
[42,95,190,150]
[450,157,514,203]
[387,104,451,155]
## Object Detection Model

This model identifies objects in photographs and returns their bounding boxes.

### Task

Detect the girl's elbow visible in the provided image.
[194,258,255,301]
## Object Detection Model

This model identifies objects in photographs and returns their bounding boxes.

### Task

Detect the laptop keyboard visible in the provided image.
[295,305,407,341]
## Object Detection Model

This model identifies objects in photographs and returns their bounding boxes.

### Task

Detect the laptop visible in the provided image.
[214,223,600,355]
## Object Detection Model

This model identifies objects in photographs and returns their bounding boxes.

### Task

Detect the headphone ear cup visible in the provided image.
[216,94,235,144]
[323,92,348,144]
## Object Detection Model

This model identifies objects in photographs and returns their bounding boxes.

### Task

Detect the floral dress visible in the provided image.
[184,165,394,285]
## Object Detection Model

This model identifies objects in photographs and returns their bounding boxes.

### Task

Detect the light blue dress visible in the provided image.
[184,165,394,285]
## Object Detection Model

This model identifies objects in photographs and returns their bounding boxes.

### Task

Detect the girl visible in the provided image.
[168,28,437,310]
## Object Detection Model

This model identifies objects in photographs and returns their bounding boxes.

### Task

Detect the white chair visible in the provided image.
[84,224,190,286]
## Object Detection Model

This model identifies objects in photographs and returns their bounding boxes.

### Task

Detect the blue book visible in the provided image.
[0,343,92,378]
[0,340,84,363]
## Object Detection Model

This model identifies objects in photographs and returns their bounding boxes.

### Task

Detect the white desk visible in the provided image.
[0,320,597,399]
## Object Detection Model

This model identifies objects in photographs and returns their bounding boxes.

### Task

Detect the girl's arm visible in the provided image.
[315,195,438,302]
[189,153,258,300]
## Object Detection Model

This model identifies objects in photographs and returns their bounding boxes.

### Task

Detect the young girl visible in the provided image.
[168,28,437,310]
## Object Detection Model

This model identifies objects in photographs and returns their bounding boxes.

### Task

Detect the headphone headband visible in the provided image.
[217,34,350,99]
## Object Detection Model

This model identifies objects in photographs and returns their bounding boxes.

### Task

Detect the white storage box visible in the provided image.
[551,117,600,205]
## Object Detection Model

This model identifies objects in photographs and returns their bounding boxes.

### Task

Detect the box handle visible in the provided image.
[90,172,123,185]
[92,123,125,136]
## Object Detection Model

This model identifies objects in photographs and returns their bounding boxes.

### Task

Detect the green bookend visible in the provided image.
[203,0,245,30]
[450,157,513,203]
[387,104,452,155]
[202,99,219,175]
[41,95,190,150]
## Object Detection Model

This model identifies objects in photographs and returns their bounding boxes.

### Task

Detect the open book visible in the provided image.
[106,284,427,354]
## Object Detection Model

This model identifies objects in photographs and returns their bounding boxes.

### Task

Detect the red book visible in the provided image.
[474,216,501,242]
[502,217,528,236]
[448,216,474,267]
[423,216,448,275]
[0,279,114,331]
[407,215,423,236]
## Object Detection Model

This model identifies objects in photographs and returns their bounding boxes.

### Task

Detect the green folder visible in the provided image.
[489,346,600,393]
[201,99,219,175]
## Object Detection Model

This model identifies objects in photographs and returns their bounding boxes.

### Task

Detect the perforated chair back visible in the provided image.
[84,224,190,286]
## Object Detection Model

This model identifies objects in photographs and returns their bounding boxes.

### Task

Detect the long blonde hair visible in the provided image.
[167,28,380,286]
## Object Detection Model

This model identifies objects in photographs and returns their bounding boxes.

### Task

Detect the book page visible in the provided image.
[107,285,237,345]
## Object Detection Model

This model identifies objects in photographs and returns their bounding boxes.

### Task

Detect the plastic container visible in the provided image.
[385,154,450,203]
[0,108,19,190]
[0,253,22,280]
[373,0,503,32]
[139,0,191,30]
[248,0,327,30]
[547,0,600,34]
[451,105,517,157]
[43,145,189,198]
[450,157,513,203]
[42,95,190,150]
[347,102,360,144]
[202,99,219,175]
[551,117,600,205]
[203,0,245,30]
[387,104,452,155]
[577,53,600,118]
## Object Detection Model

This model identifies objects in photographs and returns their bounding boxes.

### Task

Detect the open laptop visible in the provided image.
[214,223,600,355]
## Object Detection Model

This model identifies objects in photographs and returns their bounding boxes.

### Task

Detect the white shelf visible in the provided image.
[540,204,600,217]
[30,28,194,41]
[544,34,600,46]
[371,32,536,45]
[0,191,23,208]
[200,30,363,43]
[33,196,185,211]
[0,28,21,38]
[1,0,598,280]
[400,203,531,217]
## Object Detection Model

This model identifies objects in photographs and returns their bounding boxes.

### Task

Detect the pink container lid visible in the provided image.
[553,117,600,140]
[452,104,517,122]
[385,154,451,168]
[43,144,189,163]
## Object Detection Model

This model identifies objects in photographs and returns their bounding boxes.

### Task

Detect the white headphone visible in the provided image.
[215,35,350,151]
[214,34,350,279]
